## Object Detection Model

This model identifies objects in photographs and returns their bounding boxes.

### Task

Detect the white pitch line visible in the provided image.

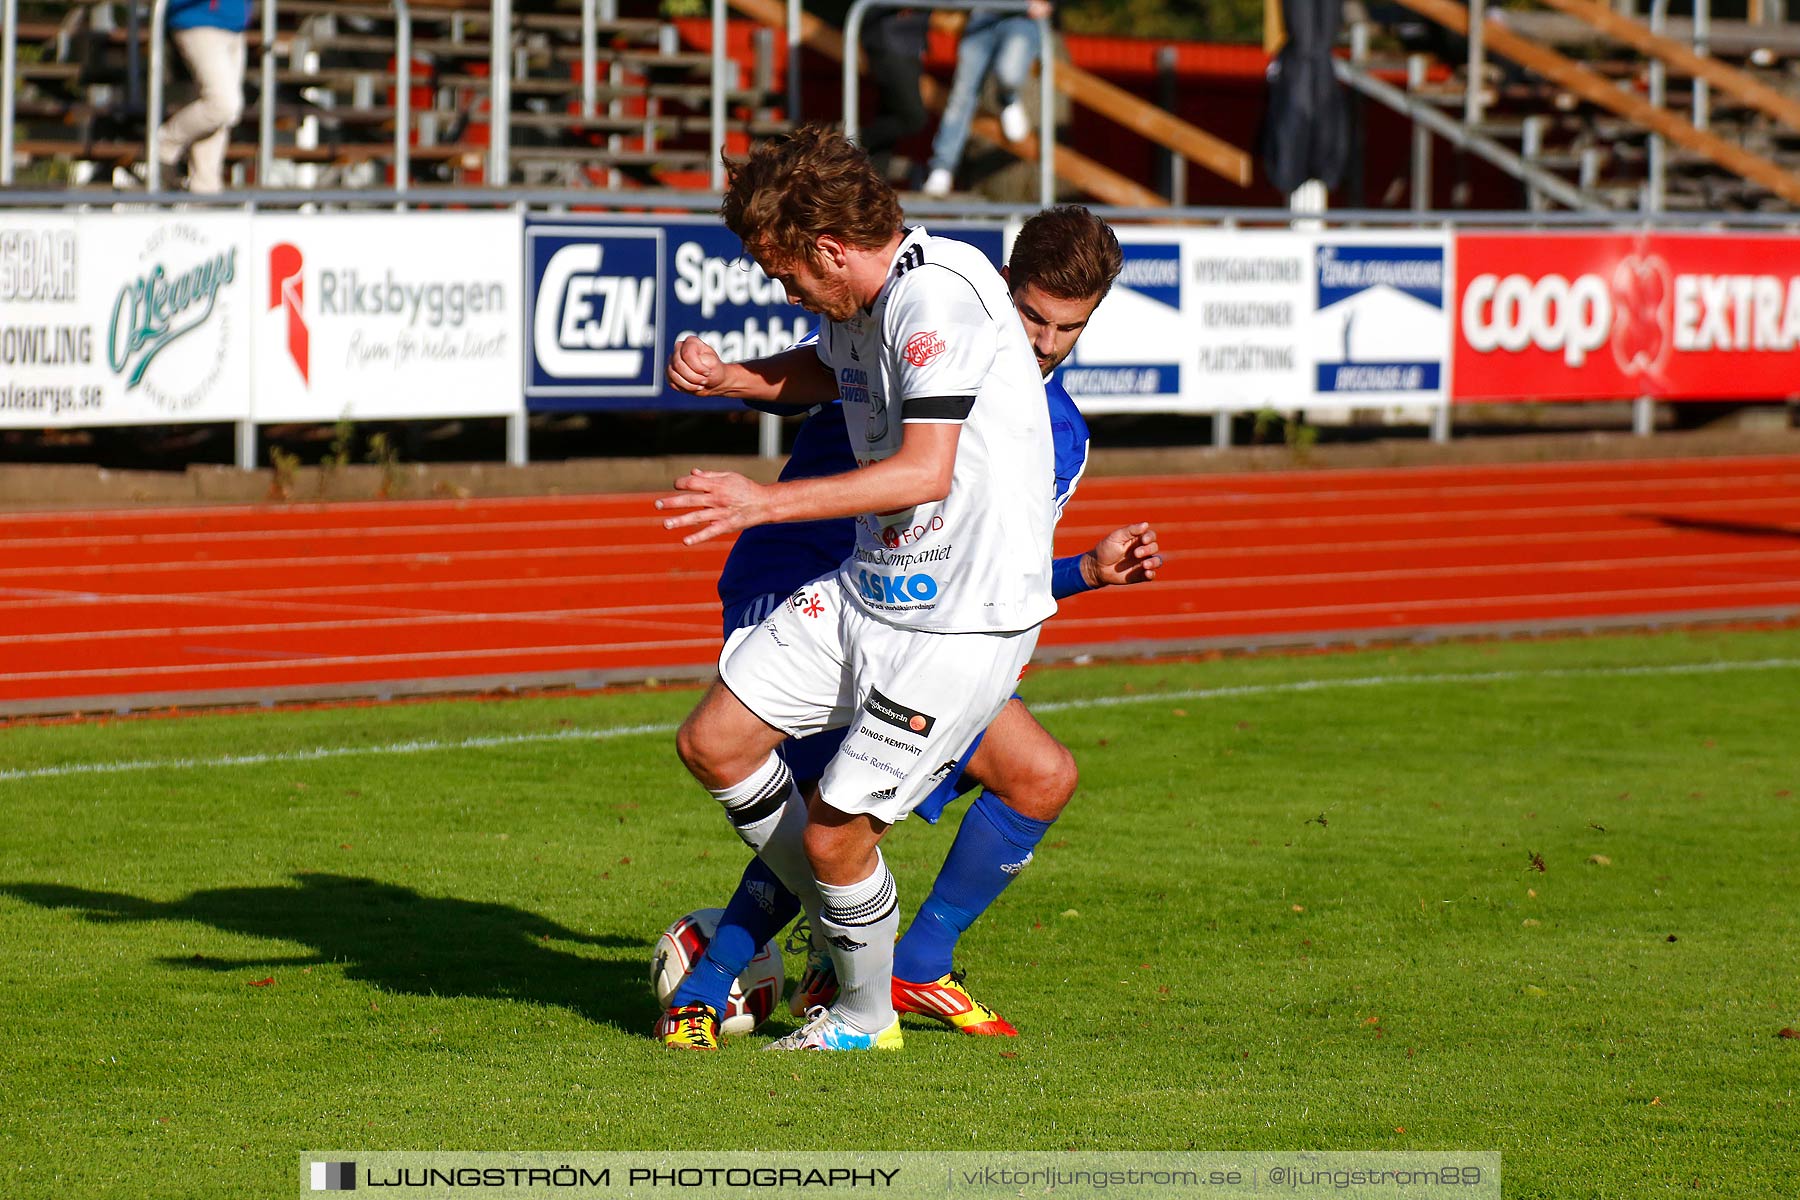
[0,722,681,782]
[1029,656,1800,714]
[4,657,1795,783]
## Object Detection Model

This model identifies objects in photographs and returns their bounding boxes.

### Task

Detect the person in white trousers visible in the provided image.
[158,0,248,192]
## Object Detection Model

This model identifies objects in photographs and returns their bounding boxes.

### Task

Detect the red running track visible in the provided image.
[3,454,1799,715]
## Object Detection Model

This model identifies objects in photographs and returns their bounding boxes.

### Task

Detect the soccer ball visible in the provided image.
[650,908,785,1036]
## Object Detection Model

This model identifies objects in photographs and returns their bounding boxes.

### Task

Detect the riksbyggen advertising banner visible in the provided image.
[523,218,1006,412]
[1454,231,1800,401]
[251,213,522,422]
[1064,229,1449,413]
[0,214,252,427]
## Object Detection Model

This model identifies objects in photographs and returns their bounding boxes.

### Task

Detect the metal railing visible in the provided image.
[842,0,1056,208]
[1,0,17,185]
[6,184,1798,228]
[1334,57,1604,211]
[489,0,510,183]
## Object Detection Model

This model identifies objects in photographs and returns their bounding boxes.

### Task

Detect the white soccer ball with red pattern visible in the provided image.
[650,908,785,1036]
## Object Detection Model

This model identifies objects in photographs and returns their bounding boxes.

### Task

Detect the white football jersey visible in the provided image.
[815,227,1056,634]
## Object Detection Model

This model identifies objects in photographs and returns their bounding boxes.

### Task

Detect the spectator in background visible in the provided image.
[159,0,249,192]
[858,6,930,183]
[921,0,1050,199]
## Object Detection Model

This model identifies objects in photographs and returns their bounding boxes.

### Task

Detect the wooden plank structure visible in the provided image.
[1535,0,1800,133]
[1390,0,1800,205]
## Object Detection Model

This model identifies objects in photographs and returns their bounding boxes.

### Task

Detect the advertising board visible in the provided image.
[1066,229,1450,413]
[0,214,253,427]
[1454,232,1800,401]
[250,213,523,422]
[523,218,1005,412]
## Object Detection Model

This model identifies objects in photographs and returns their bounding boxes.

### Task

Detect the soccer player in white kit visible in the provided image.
[658,126,1058,1051]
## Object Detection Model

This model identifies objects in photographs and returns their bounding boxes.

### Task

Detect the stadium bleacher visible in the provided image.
[4,0,790,189]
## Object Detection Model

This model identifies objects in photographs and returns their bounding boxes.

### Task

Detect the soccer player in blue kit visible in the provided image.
[657,202,1161,1050]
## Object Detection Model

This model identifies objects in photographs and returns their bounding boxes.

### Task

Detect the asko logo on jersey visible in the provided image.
[853,569,939,606]
[1454,233,1800,401]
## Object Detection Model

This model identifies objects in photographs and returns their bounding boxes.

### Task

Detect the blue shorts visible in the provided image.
[721,592,994,824]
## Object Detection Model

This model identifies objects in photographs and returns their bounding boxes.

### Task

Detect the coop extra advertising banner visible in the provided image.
[251,213,522,422]
[0,213,252,427]
[1064,229,1450,413]
[1454,231,1800,402]
[523,218,1005,412]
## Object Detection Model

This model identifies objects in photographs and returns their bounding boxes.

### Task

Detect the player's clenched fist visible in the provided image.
[667,335,728,395]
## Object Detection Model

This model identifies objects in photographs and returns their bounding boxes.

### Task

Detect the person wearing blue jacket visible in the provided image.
[160,0,250,192]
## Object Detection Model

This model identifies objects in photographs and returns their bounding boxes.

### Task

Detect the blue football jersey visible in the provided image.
[715,402,858,622]
[1047,373,1090,520]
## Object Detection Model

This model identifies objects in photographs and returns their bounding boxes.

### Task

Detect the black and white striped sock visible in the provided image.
[709,752,823,928]
[816,853,900,1033]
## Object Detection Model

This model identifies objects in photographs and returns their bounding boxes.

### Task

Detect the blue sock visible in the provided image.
[892,791,1053,983]
[671,856,801,1012]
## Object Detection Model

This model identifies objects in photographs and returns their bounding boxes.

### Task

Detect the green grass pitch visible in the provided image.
[1,628,1795,1198]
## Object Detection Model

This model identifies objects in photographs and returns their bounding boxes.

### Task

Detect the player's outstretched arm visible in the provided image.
[1079,521,1162,589]
[656,423,960,546]
[666,337,837,406]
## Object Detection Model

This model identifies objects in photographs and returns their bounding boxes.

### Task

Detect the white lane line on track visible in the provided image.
[1063,493,1800,531]
[8,546,1799,640]
[0,604,724,646]
[13,494,1795,583]
[1046,579,1800,632]
[8,458,1797,528]
[0,637,725,684]
[0,526,1754,614]
[0,541,724,580]
[4,657,1794,782]
[4,496,1795,585]
[0,515,662,551]
[0,571,721,616]
[1063,470,1800,507]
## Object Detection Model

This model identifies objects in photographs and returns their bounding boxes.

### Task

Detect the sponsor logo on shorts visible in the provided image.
[927,759,960,785]
[865,687,936,737]
[855,726,925,756]
[838,744,908,780]
[870,786,898,802]
[904,330,946,367]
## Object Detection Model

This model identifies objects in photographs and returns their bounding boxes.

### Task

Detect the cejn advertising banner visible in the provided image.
[1064,229,1450,413]
[1454,231,1800,402]
[523,217,1005,412]
[250,213,522,422]
[0,214,252,427]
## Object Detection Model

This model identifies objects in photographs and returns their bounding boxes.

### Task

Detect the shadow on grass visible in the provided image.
[1,873,654,1033]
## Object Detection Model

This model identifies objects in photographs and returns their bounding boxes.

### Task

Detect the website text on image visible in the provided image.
[1452,231,1800,403]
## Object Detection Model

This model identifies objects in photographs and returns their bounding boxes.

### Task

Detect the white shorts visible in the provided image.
[719,573,1040,825]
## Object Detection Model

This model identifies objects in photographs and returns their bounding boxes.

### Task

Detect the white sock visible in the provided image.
[710,753,823,923]
[816,853,900,1033]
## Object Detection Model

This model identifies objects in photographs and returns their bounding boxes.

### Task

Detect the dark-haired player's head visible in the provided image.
[1004,205,1124,376]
